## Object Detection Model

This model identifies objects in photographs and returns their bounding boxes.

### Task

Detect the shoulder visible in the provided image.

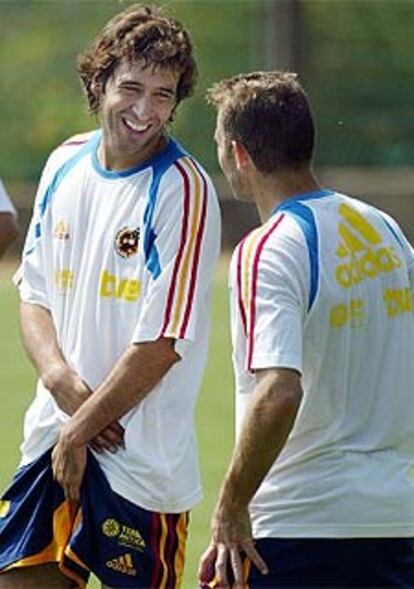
[59,131,95,148]
[44,130,97,173]
[236,213,306,261]
[157,153,219,214]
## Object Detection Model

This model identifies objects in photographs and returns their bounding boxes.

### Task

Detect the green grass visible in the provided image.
[0,258,234,588]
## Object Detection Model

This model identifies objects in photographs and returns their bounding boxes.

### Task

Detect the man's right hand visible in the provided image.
[44,363,125,453]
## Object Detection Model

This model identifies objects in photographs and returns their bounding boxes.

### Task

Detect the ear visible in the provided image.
[232,140,252,171]
[90,79,101,98]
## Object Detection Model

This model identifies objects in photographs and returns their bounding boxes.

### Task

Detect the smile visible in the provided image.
[122,117,152,134]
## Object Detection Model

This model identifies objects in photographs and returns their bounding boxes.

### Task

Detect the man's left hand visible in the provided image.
[198,503,268,588]
[52,428,87,502]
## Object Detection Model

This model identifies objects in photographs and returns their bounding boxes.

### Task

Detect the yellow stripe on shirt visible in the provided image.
[169,157,203,335]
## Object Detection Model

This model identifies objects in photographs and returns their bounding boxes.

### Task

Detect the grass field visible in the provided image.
[0,257,235,588]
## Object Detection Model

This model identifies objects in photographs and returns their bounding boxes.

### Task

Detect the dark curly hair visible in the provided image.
[77,4,198,114]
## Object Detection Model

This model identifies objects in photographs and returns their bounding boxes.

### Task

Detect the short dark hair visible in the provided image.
[77,3,197,114]
[208,71,315,173]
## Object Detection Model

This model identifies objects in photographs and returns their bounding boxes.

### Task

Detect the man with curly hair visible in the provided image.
[199,71,414,588]
[0,5,220,588]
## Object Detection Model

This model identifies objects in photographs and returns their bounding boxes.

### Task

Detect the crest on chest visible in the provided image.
[115,226,140,258]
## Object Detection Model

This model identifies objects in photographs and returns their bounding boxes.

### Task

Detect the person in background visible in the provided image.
[0,5,220,588]
[199,70,414,588]
[0,178,18,258]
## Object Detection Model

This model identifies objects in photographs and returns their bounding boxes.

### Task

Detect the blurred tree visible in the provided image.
[0,0,413,183]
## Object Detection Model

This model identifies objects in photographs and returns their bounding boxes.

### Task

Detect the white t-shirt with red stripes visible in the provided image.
[230,189,414,538]
[18,131,221,512]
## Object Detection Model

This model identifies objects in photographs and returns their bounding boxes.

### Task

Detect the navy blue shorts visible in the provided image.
[203,537,414,588]
[0,448,189,588]
[244,537,414,587]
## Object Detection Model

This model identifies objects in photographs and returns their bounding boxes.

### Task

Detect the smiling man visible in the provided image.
[0,5,220,589]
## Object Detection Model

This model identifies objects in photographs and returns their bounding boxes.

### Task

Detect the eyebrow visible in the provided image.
[119,81,176,96]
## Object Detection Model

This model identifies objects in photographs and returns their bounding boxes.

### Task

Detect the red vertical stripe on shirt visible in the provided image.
[160,161,190,336]
[179,161,208,338]
[247,214,285,370]
[237,238,248,334]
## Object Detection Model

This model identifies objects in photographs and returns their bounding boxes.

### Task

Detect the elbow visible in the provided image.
[260,369,303,416]
[274,384,303,417]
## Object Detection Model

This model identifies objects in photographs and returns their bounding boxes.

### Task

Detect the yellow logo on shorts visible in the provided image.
[106,552,137,576]
[118,525,146,552]
[0,500,10,518]
[102,518,121,537]
[102,517,146,552]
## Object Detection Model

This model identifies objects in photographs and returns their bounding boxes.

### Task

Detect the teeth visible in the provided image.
[123,118,150,133]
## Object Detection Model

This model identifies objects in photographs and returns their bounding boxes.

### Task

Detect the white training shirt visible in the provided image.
[230,189,414,538]
[0,179,17,215]
[18,130,221,513]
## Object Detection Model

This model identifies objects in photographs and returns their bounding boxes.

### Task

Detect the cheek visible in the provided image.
[157,102,176,123]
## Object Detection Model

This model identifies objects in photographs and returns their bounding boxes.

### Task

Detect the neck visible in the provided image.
[252,167,322,223]
[98,132,168,171]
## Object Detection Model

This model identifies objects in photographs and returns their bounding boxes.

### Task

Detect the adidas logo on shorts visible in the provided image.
[106,552,137,576]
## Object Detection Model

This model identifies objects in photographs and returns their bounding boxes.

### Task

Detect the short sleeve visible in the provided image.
[132,158,221,356]
[234,215,309,373]
[378,210,414,289]
[15,156,56,309]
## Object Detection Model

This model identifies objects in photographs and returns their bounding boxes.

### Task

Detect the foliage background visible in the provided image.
[1,0,414,184]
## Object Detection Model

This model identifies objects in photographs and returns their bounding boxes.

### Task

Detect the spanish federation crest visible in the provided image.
[115,227,140,258]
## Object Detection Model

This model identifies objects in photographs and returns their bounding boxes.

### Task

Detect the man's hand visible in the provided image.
[45,364,125,454]
[51,427,87,501]
[198,502,268,588]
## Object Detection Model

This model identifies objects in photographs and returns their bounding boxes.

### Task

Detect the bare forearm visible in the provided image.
[20,303,125,452]
[217,369,302,511]
[63,338,179,447]
[20,302,68,388]
[19,302,94,416]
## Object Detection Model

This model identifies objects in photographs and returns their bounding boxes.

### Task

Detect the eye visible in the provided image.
[155,91,175,103]
[119,84,141,95]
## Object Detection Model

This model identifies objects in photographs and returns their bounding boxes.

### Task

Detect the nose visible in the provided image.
[132,95,153,120]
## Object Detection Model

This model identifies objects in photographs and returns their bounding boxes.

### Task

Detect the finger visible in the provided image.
[91,433,117,453]
[64,470,82,502]
[66,480,80,502]
[101,427,124,449]
[198,544,217,584]
[242,541,268,575]
[215,544,229,587]
[51,447,58,479]
[90,441,103,454]
[229,546,244,586]
[108,421,125,437]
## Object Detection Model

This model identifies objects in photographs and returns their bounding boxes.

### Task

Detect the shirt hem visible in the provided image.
[251,354,302,372]
[105,476,203,514]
